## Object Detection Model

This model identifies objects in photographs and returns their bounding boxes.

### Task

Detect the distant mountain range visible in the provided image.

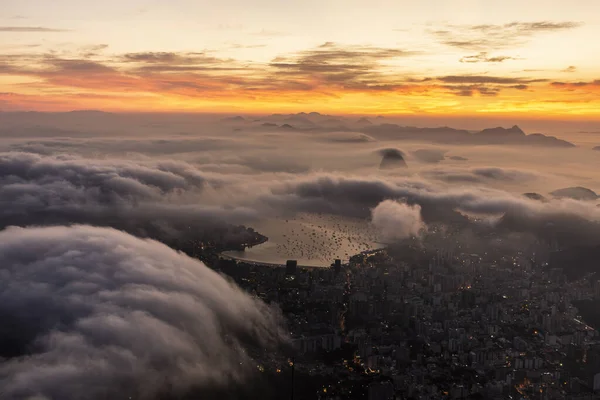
[247,113,577,148]
[0,111,583,148]
[362,124,575,148]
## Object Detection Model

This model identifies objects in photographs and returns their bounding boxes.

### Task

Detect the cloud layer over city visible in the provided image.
[0,111,599,398]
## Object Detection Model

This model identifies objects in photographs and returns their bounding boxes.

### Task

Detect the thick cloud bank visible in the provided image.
[371,200,424,242]
[271,175,600,246]
[0,152,257,243]
[0,225,285,400]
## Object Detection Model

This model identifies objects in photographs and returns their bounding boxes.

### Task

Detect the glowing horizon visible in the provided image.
[1,0,600,118]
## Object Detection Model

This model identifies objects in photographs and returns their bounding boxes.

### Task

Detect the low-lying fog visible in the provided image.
[2,110,600,398]
[1,111,600,266]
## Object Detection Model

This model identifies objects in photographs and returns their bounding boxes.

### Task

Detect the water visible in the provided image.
[222,213,383,267]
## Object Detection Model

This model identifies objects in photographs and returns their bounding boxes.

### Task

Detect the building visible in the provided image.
[368,381,394,400]
[333,258,342,274]
[286,259,297,275]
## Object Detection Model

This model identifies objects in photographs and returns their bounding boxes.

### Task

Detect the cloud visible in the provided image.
[321,132,377,143]
[412,149,446,163]
[46,58,116,73]
[269,42,418,91]
[438,75,545,85]
[0,152,257,242]
[0,41,562,107]
[0,26,68,32]
[251,29,289,37]
[432,21,582,50]
[120,52,244,73]
[0,225,285,399]
[1,120,600,259]
[266,174,600,246]
[562,65,577,73]
[551,79,600,88]
[435,75,539,96]
[227,43,268,50]
[2,147,555,239]
[371,200,424,242]
[472,167,538,181]
[459,52,517,63]
[426,167,539,185]
[80,44,109,57]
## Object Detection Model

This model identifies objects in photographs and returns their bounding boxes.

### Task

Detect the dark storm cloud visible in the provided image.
[0,225,285,400]
[432,21,583,50]
[0,26,69,32]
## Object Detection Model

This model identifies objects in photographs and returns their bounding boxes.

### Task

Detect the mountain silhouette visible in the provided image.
[551,186,598,201]
[379,149,407,169]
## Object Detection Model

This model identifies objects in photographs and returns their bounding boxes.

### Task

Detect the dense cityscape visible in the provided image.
[183,229,600,400]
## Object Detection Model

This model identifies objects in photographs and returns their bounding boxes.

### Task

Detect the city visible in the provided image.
[205,234,600,400]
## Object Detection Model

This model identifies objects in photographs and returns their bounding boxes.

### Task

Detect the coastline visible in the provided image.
[220,240,387,269]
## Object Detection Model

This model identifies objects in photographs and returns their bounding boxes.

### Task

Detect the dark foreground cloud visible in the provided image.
[0,225,285,399]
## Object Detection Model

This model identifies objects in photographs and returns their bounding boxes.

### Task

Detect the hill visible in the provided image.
[550,187,598,201]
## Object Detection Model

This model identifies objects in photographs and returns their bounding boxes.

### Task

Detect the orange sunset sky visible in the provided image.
[1,0,599,117]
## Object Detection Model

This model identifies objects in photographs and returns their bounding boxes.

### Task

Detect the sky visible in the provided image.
[1,0,600,117]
